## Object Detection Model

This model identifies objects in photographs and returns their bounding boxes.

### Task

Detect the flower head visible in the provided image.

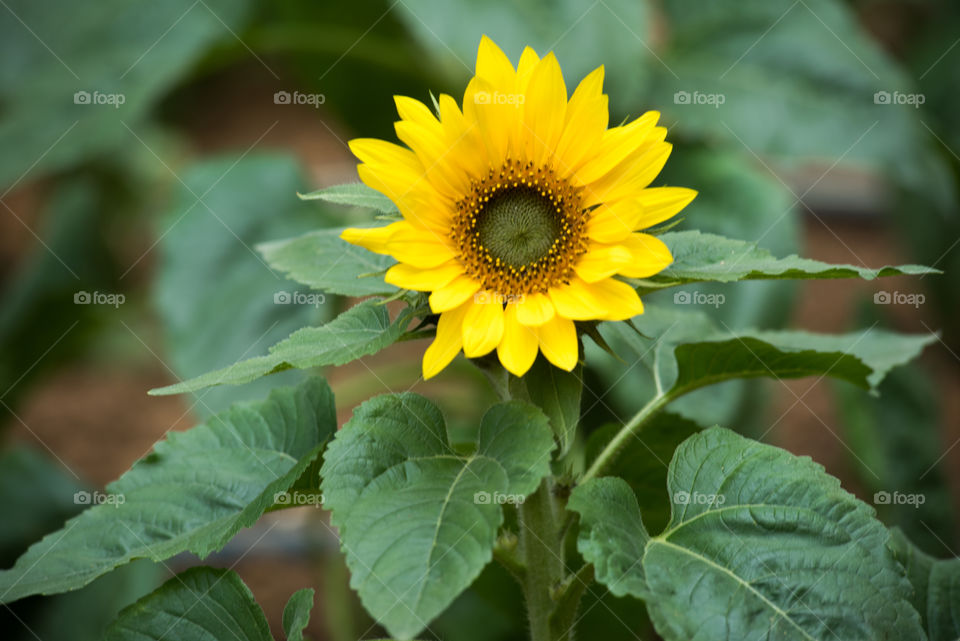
[342,36,696,379]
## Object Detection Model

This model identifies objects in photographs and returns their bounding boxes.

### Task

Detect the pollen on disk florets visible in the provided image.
[451,158,589,296]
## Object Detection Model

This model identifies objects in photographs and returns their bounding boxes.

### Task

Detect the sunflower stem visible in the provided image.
[518,478,569,641]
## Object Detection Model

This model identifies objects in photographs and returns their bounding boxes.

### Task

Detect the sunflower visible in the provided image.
[341,36,696,379]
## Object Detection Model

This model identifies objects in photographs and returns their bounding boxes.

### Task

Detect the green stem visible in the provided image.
[580,392,671,484]
[518,479,567,641]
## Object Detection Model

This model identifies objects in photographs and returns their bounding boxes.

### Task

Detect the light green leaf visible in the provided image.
[259,226,398,296]
[0,378,336,603]
[571,427,926,640]
[298,182,399,214]
[321,394,553,640]
[646,230,937,290]
[282,588,315,641]
[601,306,936,397]
[890,529,960,641]
[103,567,272,641]
[150,300,411,396]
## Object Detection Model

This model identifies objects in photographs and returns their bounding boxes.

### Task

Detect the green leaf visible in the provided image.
[321,394,554,640]
[571,427,926,640]
[298,183,399,214]
[0,0,254,188]
[601,305,936,397]
[282,588,315,641]
[259,226,398,296]
[103,567,272,641]
[646,230,938,290]
[153,153,334,415]
[150,300,411,396]
[0,378,336,603]
[890,529,960,641]
[514,356,583,456]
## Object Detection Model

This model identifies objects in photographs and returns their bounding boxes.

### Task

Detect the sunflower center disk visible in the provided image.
[452,159,588,297]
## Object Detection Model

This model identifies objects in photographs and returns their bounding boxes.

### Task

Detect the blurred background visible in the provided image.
[1,0,958,639]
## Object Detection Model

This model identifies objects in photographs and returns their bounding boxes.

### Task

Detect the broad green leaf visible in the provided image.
[321,394,554,640]
[571,427,926,640]
[153,153,333,415]
[601,306,935,399]
[298,183,398,214]
[0,0,253,188]
[103,567,272,641]
[283,588,315,641]
[0,378,336,603]
[645,230,937,290]
[259,226,398,296]
[890,529,960,641]
[150,300,411,396]
[512,356,583,456]
[585,413,702,534]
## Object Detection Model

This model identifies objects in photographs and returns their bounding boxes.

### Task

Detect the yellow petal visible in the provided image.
[497,303,539,376]
[516,46,541,87]
[385,225,456,268]
[536,316,578,371]
[583,140,672,208]
[515,292,555,326]
[586,198,645,243]
[574,244,634,283]
[588,278,644,321]
[385,261,464,291]
[572,111,660,186]
[429,274,481,312]
[355,164,449,233]
[555,66,608,178]
[438,93,488,176]
[463,76,512,164]
[617,233,674,278]
[548,278,607,319]
[635,187,697,229]
[423,301,469,379]
[475,35,516,88]
[462,294,505,357]
[340,222,405,254]
[521,52,567,165]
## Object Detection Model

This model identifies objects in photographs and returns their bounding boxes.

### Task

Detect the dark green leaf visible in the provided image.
[890,529,960,641]
[0,378,336,603]
[150,300,411,396]
[516,356,583,456]
[321,394,553,640]
[282,588,315,641]
[571,427,926,640]
[103,567,271,641]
